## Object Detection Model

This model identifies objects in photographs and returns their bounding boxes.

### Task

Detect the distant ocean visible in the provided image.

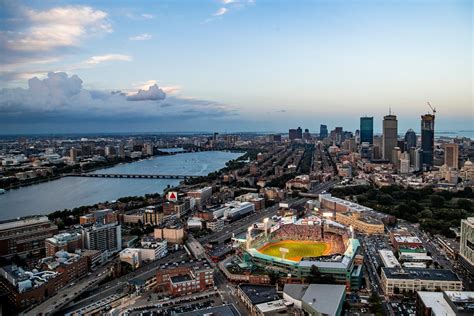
[435,130,474,139]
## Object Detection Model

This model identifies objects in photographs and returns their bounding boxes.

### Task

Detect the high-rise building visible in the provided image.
[289,127,303,140]
[444,143,459,169]
[82,223,122,254]
[360,117,374,144]
[69,147,77,162]
[383,112,398,162]
[459,217,474,276]
[421,114,435,168]
[404,129,417,151]
[319,124,328,139]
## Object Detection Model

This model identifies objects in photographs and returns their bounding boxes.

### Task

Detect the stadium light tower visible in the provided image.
[246,226,253,250]
[263,217,269,238]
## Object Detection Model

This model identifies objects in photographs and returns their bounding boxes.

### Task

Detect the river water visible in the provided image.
[0,151,241,220]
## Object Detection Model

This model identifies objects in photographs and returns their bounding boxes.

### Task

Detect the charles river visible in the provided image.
[0,150,242,220]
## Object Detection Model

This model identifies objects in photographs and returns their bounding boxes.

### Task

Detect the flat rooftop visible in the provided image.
[417,292,455,316]
[238,284,279,305]
[382,268,460,282]
[0,216,50,231]
[171,274,192,283]
[301,284,346,316]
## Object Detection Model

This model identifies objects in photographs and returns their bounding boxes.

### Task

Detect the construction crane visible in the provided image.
[427,102,437,115]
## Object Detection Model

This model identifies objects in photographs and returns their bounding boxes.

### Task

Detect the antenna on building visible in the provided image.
[389,107,392,115]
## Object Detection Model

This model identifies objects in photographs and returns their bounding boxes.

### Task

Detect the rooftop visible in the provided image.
[418,292,456,316]
[171,274,192,283]
[0,216,50,231]
[382,268,460,281]
[238,284,279,305]
[300,284,346,316]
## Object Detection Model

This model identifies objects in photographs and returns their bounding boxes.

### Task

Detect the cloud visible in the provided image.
[221,0,236,4]
[129,33,152,41]
[141,13,154,19]
[213,8,228,16]
[0,3,112,82]
[83,54,132,65]
[126,84,166,101]
[4,5,111,53]
[0,72,239,133]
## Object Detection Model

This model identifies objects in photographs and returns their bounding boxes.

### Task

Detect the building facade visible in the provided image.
[421,114,435,168]
[383,113,398,163]
[0,216,58,259]
[360,117,374,144]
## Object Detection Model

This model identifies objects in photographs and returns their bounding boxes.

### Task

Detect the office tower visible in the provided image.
[373,135,383,159]
[360,117,374,144]
[392,147,401,170]
[289,127,303,140]
[404,129,417,151]
[414,148,423,171]
[459,218,474,276]
[319,124,328,139]
[421,114,435,168]
[383,112,398,162]
[213,132,219,141]
[69,147,77,162]
[444,143,459,169]
[360,142,372,159]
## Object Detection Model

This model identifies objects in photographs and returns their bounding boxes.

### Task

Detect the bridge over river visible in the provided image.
[64,173,201,180]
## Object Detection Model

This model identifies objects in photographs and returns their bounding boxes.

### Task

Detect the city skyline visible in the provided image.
[0,0,472,133]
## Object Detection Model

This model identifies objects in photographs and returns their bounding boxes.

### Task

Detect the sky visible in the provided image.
[0,0,472,134]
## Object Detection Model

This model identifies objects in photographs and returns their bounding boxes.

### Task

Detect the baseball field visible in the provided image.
[257,240,330,262]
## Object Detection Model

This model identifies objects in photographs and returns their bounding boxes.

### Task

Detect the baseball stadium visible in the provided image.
[234,216,363,290]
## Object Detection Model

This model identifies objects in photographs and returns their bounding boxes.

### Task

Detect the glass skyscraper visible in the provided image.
[404,129,417,151]
[360,117,373,144]
[421,114,435,167]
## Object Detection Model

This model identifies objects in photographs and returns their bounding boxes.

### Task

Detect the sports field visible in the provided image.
[257,240,330,262]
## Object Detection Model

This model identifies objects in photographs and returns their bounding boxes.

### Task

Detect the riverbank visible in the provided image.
[0,150,245,220]
[0,148,234,190]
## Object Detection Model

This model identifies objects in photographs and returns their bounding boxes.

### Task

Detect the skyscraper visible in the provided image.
[444,143,459,169]
[383,112,398,163]
[360,117,373,144]
[404,129,417,151]
[319,124,328,139]
[421,114,435,168]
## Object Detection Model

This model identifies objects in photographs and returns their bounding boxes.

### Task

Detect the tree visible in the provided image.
[430,195,445,208]
[457,199,472,212]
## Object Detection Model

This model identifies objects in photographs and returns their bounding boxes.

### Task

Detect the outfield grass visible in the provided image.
[258,240,329,262]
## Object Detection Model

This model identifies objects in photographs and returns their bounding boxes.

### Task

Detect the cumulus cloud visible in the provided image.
[129,33,152,41]
[213,8,228,16]
[126,84,166,101]
[141,14,154,19]
[0,72,234,129]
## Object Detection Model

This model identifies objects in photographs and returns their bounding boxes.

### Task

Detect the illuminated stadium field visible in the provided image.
[257,240,330,262]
